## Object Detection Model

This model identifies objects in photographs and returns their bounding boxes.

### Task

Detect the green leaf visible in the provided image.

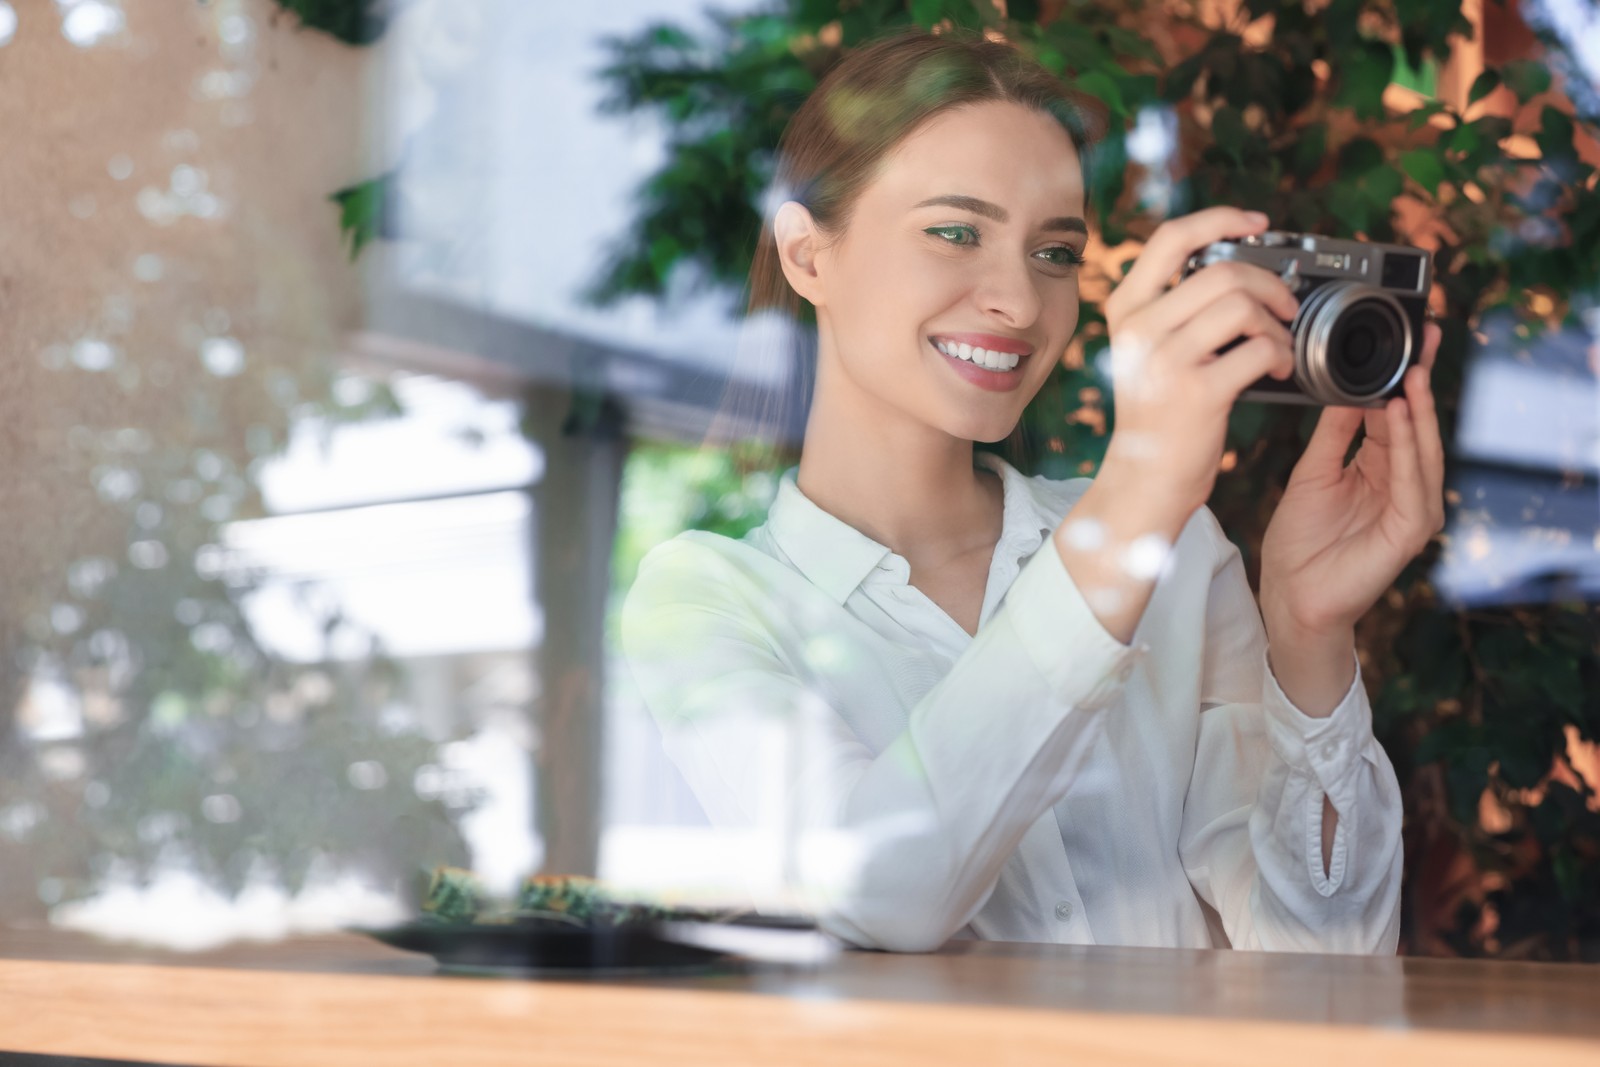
[1502,58,1552,104]
[1536,105,1576,160]
[1103,26,1163,66]
[1327,182,1368,235]
[1007,0,1042,22]
[1537,656,1584,719]
[1211,105,1247,162]
[328,172,394,261]
[271,0,386,45]
[1337,136,1383,176]
[1164,54,1204,102]
[1120,73,1161,112]
[1076,69,1125,116]
[1334,39,1393,121]
[1050,25,1111,72]
[1406,100,1451,131]
[1228,52,1284,111]
[942,0,988,30]
[1034,42,1066,74]
[1499,734,1555,790]
[1291,121,1328,178]
[1087,130,1128,223]
[1389,42,1437,96]
[1400,149,1446,194]
[1468,68,1501,105]
[1469,115,1514,157]
[1445,121,1483,159]
[1362,164,1403,209]
[910,0,944,29]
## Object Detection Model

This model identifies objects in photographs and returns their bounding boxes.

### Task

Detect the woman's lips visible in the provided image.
[929,337,1027,392]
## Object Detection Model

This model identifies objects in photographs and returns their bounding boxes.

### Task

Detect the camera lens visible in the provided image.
[1329,302,1405,395]
[1295,283,1412,405]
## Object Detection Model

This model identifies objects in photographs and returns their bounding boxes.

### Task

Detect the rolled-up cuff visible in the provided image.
[1261,644,1369,790]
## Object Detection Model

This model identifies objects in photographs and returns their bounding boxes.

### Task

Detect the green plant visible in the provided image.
[270,0,389,46]
[590,0,1600,959]
[330,172,398,261]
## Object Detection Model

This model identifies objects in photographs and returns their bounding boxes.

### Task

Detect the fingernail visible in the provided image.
[1247,211,1269,224]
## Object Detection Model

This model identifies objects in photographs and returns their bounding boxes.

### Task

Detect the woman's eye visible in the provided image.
[1039,245,1086,268]
[926,225,1084,270]
[926,224,977,245]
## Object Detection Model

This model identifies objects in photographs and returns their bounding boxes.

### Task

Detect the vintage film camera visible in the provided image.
[1180,231,1433,407]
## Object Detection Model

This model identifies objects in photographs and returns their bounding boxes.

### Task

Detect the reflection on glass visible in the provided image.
[7,2,545,950]
[14,0,1600,966]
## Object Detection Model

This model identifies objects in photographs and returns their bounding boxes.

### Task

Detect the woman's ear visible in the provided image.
[772,200,827,307]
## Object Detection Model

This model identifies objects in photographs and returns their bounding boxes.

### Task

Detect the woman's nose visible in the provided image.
[972,254,1042,329]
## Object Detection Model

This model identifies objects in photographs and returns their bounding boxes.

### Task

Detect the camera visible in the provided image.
[1179,231,1432,408]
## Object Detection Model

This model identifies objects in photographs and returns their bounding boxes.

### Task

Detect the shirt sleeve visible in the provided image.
[618,531,1147,953]
[1176,506,1404,955]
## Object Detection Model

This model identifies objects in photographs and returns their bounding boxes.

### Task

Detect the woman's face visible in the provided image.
[807,98,1087,444]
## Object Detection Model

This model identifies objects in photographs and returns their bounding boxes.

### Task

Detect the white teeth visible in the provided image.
[933,338,1021,371]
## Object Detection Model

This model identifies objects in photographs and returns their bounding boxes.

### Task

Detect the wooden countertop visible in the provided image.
[0,927,1596,1065]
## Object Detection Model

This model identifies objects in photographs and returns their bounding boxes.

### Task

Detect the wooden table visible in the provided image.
[0,927,1596,1066]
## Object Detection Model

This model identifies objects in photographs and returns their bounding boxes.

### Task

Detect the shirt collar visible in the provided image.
[761,450,1058,606]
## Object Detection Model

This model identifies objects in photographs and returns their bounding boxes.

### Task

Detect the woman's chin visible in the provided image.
[941,415,1022,445]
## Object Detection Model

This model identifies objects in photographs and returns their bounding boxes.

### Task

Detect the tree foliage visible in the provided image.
[590,0,1600,959]
[331,171,400,261]
[270,0,389,45]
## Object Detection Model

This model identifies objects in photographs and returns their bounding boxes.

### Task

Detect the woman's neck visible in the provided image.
[794,366,1001,569]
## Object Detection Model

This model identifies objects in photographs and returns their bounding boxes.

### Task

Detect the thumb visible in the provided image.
[1295,402,1366,480]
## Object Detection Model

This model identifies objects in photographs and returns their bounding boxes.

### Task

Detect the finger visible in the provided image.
[1127,260,1301,352]
[1109,207,1270,316]
[1419,320,1440,372]
[1406,332,1446,530]
[1200,333,1296,401]
[1364,404,1390,445]
[1383,395,1431,549]
[1151,289,1294,369]
[1366,322,1438,446]
[1295,402,1366,480]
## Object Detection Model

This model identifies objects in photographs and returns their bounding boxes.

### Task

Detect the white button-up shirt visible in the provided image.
[619,449,1404,954]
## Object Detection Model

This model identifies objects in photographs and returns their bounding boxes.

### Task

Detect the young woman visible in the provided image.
[620,27,1444,954]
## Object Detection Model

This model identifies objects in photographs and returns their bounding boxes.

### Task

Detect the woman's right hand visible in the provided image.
[1099,207,1302,517]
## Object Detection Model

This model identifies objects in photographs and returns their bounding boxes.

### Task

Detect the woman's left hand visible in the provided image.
[1259,321,1446,638]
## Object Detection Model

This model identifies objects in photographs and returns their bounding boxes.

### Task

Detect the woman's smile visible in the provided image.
[928,335,1031,391]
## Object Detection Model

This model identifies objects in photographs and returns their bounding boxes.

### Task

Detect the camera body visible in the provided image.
[1180,231,1432,408]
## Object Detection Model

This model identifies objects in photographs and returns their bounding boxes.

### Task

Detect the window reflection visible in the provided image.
[1433,309,1600,606]
[5,0,548,946]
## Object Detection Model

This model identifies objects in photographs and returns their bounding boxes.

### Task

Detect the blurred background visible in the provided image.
[3,0,1597,959]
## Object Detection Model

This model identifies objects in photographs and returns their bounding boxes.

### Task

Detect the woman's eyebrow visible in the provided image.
[912,194,1087,236]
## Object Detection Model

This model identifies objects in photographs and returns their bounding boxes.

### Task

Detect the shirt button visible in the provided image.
[1320,739,1342,760]
[1116,661,1134,682]
[1054,901,1074,922]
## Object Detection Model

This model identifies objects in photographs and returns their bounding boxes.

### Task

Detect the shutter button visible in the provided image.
[1054,901,1074,922]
